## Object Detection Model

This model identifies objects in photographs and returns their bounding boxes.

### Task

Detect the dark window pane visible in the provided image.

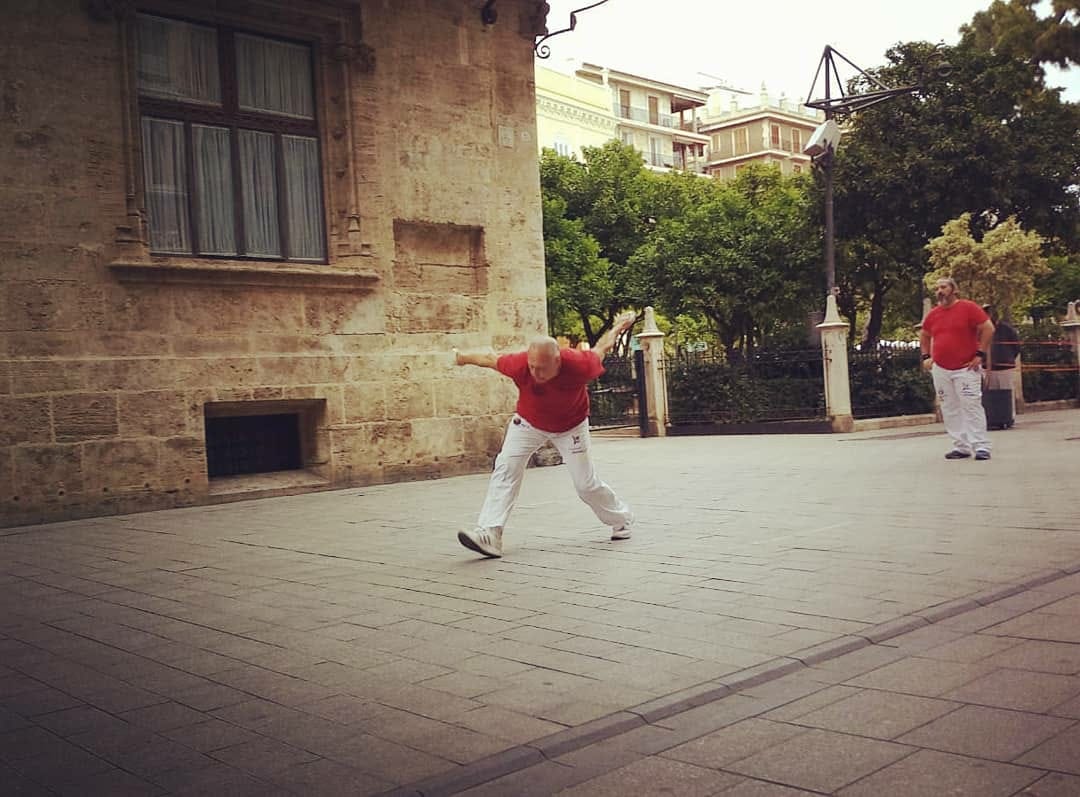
[136,14,221,105]
[238,129,281,257]
[141,117,191,254]
[236,34,314,119]
[192,125,237,255]
[282,135,324,260]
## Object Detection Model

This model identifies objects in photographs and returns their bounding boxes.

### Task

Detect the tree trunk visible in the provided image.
[838,290,858,345]
[862,280,889,348]
[580,313,598,347]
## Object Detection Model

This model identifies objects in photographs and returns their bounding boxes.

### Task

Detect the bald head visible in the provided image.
[527,336,561,383]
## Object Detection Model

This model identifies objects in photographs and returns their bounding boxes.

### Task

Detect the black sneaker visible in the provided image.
[944,450,971,459]
[974,449,991,461]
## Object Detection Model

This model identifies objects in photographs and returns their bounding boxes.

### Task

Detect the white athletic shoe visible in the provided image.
[611,526,631,541]
[458,526,503,558]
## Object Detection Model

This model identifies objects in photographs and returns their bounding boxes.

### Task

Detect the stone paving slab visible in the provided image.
[0,408,1077,794]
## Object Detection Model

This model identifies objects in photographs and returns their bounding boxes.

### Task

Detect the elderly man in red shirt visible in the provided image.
[920,277,995,460]
[452,311,637,558]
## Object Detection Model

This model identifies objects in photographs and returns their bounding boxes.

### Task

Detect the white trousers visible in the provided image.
[932,364,990,453]
[477,415,634,532]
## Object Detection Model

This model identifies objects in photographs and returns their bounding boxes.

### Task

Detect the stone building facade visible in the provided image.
[1,0,551,527]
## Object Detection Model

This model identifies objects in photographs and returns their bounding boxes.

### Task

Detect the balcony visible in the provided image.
[615,104,675,128]
[645,151,672,168]
[671,154,706,173]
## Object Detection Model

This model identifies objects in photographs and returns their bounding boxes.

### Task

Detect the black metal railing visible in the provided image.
[849,345,936,419]
[1020,339,1079,402]
[589,350,647,431]
[666,348,825,425]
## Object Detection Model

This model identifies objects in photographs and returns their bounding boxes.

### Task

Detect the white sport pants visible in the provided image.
[932,364,990,453]
[477,415,634,532]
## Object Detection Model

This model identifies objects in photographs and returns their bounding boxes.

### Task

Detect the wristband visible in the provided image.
[921,353,931,361]
[975,350,986,361]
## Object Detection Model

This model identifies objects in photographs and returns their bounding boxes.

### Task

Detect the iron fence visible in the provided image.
[849,345,936,419]
[589,350,647,432]
[1020,339,1079,402]
[666,348,825,426]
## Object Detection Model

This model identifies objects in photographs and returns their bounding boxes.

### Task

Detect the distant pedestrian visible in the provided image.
[920,278,995,460]
[451,312,637,558]
[981,304,1021,391]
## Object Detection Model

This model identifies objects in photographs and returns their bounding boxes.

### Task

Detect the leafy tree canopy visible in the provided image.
[925,212,1049,316]
[827,33,1080,343]
[630,164,820,353]
[963,0,1080,69]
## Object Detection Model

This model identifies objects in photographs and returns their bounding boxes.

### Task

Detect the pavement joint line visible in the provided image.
[383,559,1080,797]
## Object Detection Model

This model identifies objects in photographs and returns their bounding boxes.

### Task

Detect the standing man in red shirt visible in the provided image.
[920,277,996,460]
[452,311,637,558]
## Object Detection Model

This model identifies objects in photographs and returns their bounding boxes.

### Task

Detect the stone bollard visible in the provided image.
[635,307,668,437]
[817,293,854,432]
[1064,301,1080,403]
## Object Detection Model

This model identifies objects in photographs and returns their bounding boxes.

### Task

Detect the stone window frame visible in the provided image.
[105,0,378,290]
[136,13,328,263]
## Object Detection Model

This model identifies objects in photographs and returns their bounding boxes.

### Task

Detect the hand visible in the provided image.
[453,348,464,366]
[615,310,636,333]
[921,357,933,372]
[965,355,984,370]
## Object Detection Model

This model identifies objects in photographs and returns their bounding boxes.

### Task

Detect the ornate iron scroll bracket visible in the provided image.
[534,0,610,59]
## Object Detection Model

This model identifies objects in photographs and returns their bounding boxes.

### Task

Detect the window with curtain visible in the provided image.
[734,127,749,156]
[135,13,325,261]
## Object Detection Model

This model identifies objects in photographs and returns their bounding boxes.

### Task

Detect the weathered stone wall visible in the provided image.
[0,0,548,527]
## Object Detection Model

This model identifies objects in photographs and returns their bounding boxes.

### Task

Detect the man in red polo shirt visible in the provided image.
[920,277,995,460]
[452,311,637,558]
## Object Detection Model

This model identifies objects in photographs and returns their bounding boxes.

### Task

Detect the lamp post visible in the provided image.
[803,46,918,431]
[804,46,918,297]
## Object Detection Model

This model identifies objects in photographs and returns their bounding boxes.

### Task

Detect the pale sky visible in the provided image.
[541,0,1078,104]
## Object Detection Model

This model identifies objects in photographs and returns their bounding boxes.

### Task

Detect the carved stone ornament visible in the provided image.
[332,41,375,72]
[520,1,550,39]
[84,0,131,22]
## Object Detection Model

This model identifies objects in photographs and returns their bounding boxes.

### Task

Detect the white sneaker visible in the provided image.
[611,526,631,541]
[458,526,503,558]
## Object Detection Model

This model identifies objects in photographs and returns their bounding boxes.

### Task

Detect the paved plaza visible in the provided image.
[2,408,1079,795]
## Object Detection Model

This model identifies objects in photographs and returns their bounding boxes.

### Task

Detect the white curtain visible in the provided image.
[141,118,190,254]
[192,125,236,255]
[238,129,281,257]
[283,135,324,260]
[236,34,313,119]
[136,14,220,105]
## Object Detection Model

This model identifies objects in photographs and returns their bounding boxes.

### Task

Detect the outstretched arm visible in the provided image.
[453,349,498,369]
[591,311,637,360]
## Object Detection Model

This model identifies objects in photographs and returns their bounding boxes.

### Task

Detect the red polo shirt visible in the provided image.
[923,300,989,369]
[497,348,604,433]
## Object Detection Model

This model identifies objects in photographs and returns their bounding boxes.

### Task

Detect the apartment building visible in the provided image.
[700,86,823,180]
[535,64,618,159]
[536,62,709,173]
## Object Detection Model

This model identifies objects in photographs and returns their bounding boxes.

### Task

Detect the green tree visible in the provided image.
[925,212,1049,316]
[541,193,611,339]
[631,164,819,354]
[964,0,1080,69]
[1033,253,1080,317]
[829,36,1080,342]
[539,142,655,345]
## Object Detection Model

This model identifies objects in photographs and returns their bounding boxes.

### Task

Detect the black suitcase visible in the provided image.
[982,388,1014,430]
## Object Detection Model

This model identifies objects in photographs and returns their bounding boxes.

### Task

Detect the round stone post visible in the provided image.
[816,294,854,432]
[635,307,668,437]
[1064,301,1080,403]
